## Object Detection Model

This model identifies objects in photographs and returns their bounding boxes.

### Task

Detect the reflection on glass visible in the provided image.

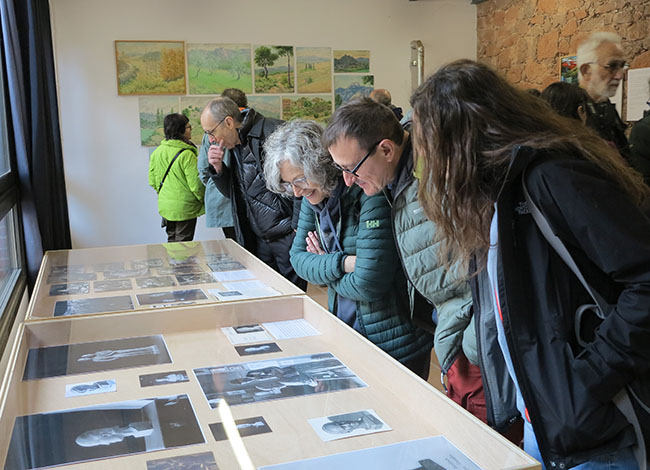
[0,61,10,176]
[0,209,19,310]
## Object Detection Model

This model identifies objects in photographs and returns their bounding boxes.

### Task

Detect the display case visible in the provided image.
[26,240,304,320]
[1,296,539,469]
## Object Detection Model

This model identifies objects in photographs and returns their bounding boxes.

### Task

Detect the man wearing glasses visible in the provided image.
[200,96,306,289]
[578,32,633,164]
[323,98,485,427]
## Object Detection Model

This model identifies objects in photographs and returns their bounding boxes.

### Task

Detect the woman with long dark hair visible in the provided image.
[148,113,204,242]
[411,59,650,469]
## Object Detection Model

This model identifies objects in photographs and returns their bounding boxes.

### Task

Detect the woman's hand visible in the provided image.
[306,231,325,255]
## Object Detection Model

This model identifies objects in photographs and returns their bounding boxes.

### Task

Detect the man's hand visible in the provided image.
[306,231,325,255]
[207,140,225,173]
[343,255,356,273]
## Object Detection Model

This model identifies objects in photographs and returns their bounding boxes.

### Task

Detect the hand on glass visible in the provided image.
[306,231,325,255]
[208,140,225,173]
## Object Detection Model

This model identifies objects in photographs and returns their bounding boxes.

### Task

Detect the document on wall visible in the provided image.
[263,319,321,340]
[626,67,650,121]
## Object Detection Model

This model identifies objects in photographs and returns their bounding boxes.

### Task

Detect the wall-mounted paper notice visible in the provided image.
[626,67,650,121]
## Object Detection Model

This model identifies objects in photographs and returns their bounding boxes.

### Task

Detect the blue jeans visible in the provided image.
[523,421,639,470]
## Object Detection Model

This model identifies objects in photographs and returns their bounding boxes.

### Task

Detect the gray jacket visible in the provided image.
[198,134,234,228]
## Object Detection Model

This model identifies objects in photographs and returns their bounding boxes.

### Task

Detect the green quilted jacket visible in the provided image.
[290,183,433,363]
[148,139,205,221]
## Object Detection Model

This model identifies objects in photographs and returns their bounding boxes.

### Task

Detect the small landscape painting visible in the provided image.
[254,45,295,93]
[334,50,370,73]
[116,41,186,95]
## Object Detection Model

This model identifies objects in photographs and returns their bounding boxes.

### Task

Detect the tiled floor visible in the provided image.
[305,283,445,393]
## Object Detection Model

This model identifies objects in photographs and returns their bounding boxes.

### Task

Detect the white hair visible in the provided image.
[263,119,340,197]
[577,32,622,81]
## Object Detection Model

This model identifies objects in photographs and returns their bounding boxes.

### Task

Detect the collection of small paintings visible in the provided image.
[117,42,373,146]
[560,55,578,85]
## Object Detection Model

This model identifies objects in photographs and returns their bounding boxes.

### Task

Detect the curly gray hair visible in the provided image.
[263,119,340,197]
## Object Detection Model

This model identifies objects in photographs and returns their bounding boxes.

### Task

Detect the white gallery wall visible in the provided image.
[50,0,476,249]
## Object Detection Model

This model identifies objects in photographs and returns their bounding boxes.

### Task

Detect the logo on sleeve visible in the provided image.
[366,220,380,229]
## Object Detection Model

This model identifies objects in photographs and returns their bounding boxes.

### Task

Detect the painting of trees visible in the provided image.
[296,47,331,93]
[253,44,295,94]
[187,44,252,94]
[160,48,185,81]
[115,41,186,95]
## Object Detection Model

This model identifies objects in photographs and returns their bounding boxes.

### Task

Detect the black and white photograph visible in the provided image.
[23,335,172,380]
[93,262,125,272]
[49,282,90,296]
[53,295,135,317]
[221,324,273,345]
[235,342,282,357]
[207,261,247,272]
[258,436,481,470]
[47,271,97,284]
[131,258,165,269]
[309,409,391,442]
[65,379,117,398]
[204,253,234,263]
[135,276,177,289]
[49,264,86,275]
[235,324,264,334]
[5,394,205,470]
[194,353,367,408]
[209,416,272,441]
[168,256,201,266]
[175,273,217,286]
[157,265,205,276]
[140,370,189,387]
[146,451,218,470]
[103,267,151,279]
[94,279,133,292]
[136,289,208,306]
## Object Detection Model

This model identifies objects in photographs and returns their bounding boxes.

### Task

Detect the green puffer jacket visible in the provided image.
[388,138,475,374]
[290,184,433,363]
[149,139,205,221]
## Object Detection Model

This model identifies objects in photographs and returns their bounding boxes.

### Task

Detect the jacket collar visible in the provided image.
[388,134,414,200]
[239,108,263,142]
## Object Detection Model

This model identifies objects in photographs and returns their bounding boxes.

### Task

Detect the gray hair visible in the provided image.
[204,96,242,124]
[263,119,340,197]
[577,32,622,81]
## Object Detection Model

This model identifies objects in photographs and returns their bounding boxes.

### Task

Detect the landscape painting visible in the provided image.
[334,75,374,108]
[187,43,252,95]
[560,55,578,85]
[296,47,332,93]
[139,97,180,147]
[247,96,282,119]
[181,96,215,144]
[115,41,186,95]
[282,95,332,124]
[254,45,295,93]
[334,50,370,73]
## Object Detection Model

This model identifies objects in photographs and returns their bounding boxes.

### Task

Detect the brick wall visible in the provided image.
[476,0,650,90]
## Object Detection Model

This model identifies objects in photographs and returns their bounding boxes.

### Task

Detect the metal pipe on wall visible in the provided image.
[410,40,424,91]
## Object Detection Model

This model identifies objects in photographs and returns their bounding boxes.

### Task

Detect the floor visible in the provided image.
[305,284,445,393]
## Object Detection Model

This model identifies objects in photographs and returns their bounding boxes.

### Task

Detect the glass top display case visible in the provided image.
[0,296,540,470]
[26,240,304,321]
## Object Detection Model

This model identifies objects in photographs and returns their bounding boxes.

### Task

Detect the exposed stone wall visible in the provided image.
[476,0,650,90]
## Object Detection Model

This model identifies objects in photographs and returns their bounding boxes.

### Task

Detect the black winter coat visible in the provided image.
[479,146,650,469]
[630,110,650,184]
[209,109,295,248]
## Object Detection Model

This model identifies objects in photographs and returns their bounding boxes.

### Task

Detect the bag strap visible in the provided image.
[158,149,184,192]
[521,173,647,470]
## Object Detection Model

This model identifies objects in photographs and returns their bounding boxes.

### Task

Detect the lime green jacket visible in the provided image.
[148,139,205,221]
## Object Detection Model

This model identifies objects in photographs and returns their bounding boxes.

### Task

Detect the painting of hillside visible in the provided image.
[248,96,282,119]
[187,43,252,95]
[253,45,295,94]
[296,47,332,93]
[181,96,215,144]
[116,41,186,95]
[138,97,180,146]
[282,95,333,124]
[334,75,374,108]
[334,50,370,73]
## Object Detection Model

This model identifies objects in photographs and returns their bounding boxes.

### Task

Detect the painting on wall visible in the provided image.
[187,43,252,95]
[560,55,578,85]
[181,96,216,144]
[282,95,333,124]
[334,75,374,108]
[296,47,332,93]
[247,96,282,119]
[334,50,370,73]
[253,45,295,94]
[139,96,180,147]
[115,41,186,95]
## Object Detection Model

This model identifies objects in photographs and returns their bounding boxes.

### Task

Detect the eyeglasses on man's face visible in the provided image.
[589,60,630,74]
[280,176,310,193]
[333,140,382,177]
[204,117,228,139]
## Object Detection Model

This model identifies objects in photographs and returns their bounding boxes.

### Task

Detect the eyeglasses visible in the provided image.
[588,60,630,74]
[333,140,382,177]
[204,117,227,139]
[280,176,310,193]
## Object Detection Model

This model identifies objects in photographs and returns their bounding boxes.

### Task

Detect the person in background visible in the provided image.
[148,113,204,242]
[629,77,650,184]
[264,119,433,378]
[197,89,249,240]
[411,59,650,470]
[200,97,306,289]
[541,82,590,123]
[370,88,403,121]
